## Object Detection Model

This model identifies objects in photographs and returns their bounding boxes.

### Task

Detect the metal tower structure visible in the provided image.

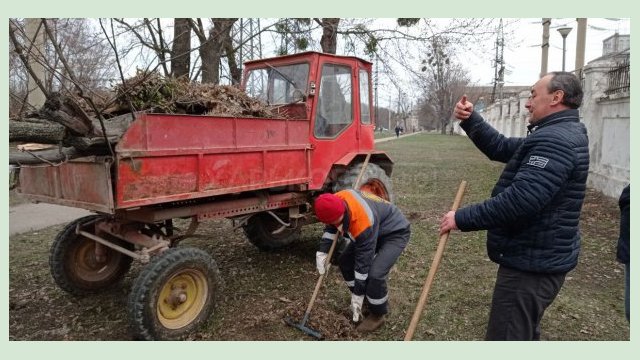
[491,18,505,106]
[228,18,263,87]
[233,18,263,71]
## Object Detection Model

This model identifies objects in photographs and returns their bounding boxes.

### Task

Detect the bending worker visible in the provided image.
[313,189,410,332]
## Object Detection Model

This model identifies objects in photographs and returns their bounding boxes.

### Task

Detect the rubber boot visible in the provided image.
[356,314,385,332]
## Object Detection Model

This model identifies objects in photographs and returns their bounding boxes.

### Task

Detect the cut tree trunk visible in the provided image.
[10,120,65,143]
[10,113,136,146]
[9,146,81,165]
[9,113,136,165]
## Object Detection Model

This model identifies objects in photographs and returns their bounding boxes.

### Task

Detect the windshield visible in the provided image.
[244,63,309,105]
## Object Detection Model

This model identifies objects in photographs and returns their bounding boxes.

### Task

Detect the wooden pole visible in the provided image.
[404,180,467,341]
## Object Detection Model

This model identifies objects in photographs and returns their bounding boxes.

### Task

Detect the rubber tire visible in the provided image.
[128,247,222,340]
[243,211,302,251]
[332,163,394,202]
[49,215,134,295]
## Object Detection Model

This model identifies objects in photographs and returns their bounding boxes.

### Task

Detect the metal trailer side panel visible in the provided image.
[17,158,115,213]
[114,113,312,208]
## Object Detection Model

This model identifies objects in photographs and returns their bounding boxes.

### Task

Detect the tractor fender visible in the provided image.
[333,151,394,177]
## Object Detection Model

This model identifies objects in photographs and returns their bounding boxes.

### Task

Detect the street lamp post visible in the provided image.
[557,27,573,71]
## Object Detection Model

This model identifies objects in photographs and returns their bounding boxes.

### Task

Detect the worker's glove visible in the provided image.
[351,294,364,322]
[315,252,328,275]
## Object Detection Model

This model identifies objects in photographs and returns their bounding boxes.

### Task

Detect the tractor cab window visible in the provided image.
[314,64,353,138]
[244,63,309,105]
[359,69,371,124]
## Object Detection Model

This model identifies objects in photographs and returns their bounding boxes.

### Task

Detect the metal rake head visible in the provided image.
[284,316,323,339]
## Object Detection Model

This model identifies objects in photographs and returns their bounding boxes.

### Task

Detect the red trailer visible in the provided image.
[16,51,394,340]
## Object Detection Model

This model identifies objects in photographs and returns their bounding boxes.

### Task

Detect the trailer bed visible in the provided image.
[18,113,312,213]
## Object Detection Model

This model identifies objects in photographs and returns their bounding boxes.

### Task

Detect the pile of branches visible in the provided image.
[10,71,282,165]
[111,70,278,118]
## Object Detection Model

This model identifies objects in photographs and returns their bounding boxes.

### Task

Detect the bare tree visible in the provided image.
[225,39,242,85]
[112,18,240,84]
[112,18,172,77]
[189,18,237,84]
[318,18,340,54]
[171,18,191,79]
[50,19,117,89]
[416,97,438,130]
[420,35,470,134]
[215,19,239,84]
[9,18,117,117]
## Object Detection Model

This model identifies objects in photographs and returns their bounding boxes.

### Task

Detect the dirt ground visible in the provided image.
[8,134,629,341]
[8,218,363,340]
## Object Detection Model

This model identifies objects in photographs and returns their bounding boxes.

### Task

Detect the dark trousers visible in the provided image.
[339,228,410,315]
[485,265,566,341]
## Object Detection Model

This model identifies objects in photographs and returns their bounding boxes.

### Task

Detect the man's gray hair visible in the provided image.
[548,71,583,109]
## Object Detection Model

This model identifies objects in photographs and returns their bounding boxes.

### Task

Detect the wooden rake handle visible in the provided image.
[404,180,467,341]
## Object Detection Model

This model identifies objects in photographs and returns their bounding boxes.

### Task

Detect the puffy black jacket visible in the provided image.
[456,109,589,273]
[617,185,630,264]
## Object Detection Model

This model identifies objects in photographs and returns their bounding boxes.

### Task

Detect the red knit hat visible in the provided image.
[314,193,345,224]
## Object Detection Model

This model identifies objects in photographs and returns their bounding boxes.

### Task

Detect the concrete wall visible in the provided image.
[454,57,630,198]
[580,58,630,198]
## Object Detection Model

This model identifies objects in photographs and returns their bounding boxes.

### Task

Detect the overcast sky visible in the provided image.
[465,18,631,86]
[366,17,631,108]
[326,18,631,108]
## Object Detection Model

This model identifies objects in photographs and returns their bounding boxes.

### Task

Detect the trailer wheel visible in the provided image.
[50,215,134,295]
[128,247,221,340]
[243,211,301,251]
[333,163,394,202]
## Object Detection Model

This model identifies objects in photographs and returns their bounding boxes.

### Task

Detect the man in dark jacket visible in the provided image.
[440,71,589,340]
[314,190,410,332]
[617,185,630,322]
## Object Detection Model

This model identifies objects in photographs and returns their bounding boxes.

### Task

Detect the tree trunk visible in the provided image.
[171,18,192,79]
[202,19,237,84]
[10,113,135,148]
[225,39,242,85]
[320,18,340,54]
[9,146,81,165]
[10,120,66,143]
[199,33,216,83]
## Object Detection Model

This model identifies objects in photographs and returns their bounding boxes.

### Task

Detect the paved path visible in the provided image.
[9,132,422,236]
[9,202,92,236]
[375,131,422,143]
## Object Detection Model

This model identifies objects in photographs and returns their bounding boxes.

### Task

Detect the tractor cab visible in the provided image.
[243,52,381,189]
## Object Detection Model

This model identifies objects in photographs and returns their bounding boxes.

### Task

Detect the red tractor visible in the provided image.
[16,51,394,340]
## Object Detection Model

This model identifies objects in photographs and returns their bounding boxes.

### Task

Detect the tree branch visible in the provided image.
[8,19,49,98]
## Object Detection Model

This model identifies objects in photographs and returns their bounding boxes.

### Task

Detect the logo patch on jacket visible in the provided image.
[527,155,549,169]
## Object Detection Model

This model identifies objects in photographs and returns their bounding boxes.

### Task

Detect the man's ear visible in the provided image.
[551,90,564,106]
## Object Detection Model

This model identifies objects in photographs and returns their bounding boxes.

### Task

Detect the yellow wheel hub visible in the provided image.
[157,269,208,329]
